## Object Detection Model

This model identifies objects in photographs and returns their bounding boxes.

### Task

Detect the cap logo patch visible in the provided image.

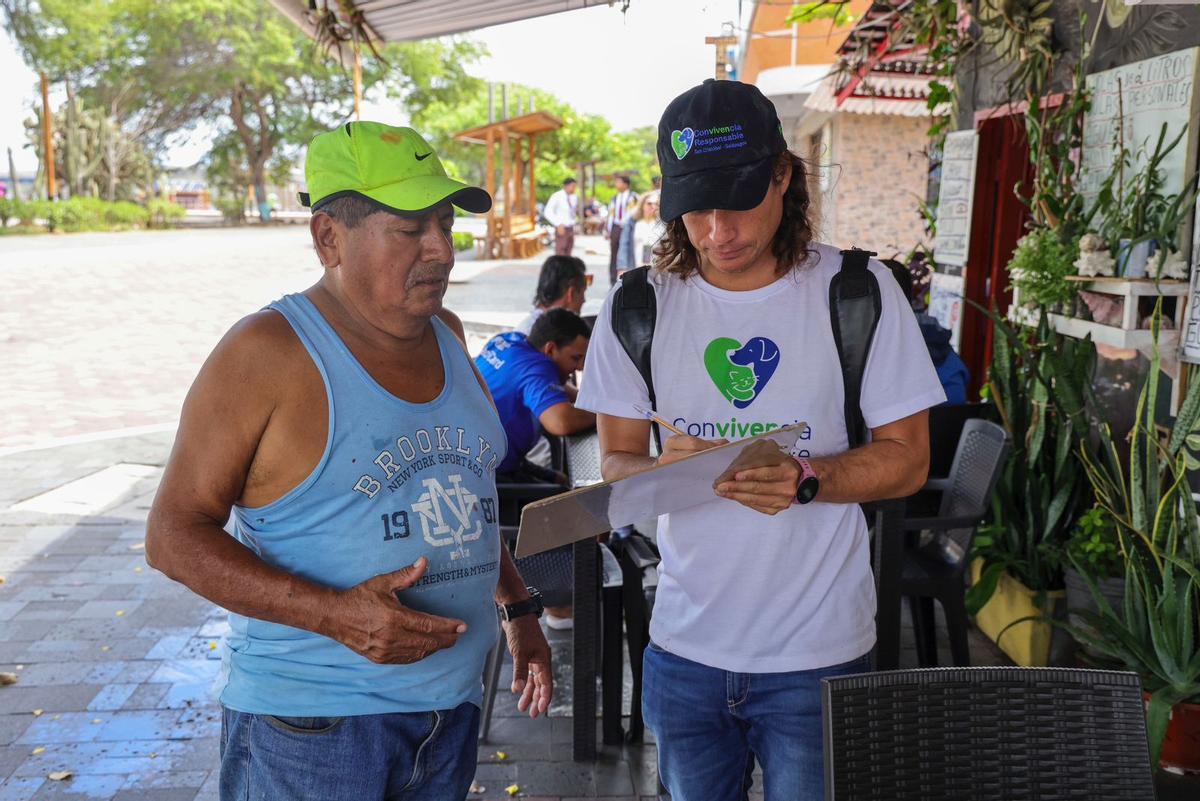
[671,128,694,160]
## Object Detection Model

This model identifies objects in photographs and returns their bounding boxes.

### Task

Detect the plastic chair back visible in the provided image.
[822,667,1154,801]
[937,418,1010,565]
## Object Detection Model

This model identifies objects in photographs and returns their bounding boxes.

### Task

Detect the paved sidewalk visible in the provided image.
[0,227,612,453]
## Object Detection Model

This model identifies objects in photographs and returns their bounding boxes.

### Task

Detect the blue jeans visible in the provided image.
[643,642,870,801]
[219,702,479,801]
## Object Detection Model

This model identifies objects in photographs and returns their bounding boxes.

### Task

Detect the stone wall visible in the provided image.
[826,113,929,258]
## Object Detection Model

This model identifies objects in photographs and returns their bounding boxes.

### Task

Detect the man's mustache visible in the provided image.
[404,263,452,288]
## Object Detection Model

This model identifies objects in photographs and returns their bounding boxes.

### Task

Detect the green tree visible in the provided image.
[412,83,658,205]
[3,0,485,219]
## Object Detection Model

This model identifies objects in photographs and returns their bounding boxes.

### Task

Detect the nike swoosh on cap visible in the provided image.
[415,152,433,161]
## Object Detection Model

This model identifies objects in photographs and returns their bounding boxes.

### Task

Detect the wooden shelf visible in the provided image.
[1047,313,1178,350]
[1064,276,1189,297]
[1008,305,1178,350]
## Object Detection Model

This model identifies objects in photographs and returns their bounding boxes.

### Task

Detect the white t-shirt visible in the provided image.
[633,219,665,265]
[576,242,945,673]
[515,307,544,336]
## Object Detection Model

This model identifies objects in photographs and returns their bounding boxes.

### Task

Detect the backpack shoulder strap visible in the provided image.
[611,266,661,448]
[830,248,882,449]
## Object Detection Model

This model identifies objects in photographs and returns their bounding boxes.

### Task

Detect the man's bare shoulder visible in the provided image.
[199,309,308,393]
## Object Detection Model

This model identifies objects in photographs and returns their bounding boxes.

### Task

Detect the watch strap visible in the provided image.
[792,456,820,505]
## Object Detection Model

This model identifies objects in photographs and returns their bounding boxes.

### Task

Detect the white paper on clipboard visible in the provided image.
[514,423,807,558]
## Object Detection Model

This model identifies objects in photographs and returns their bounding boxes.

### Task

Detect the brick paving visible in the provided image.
[0,226,611,453]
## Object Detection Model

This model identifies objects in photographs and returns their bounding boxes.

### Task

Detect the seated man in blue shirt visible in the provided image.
[476,308,596,481]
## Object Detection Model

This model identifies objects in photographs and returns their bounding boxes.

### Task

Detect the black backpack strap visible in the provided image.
[830,248,882,449]
[611,266,661,450]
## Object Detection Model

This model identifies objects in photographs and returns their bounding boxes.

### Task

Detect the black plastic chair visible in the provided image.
[822,667,1155,801]
[927,402,992,479]
[900,418,1010,667]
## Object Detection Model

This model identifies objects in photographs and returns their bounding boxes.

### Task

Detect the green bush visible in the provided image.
[452,231,475,251]
[58,197,108,232]
[146,198,185,228]
[27,200,66,232]
[107,201,151,229]
[0,196,183,234]
[215,196,246,224]
[14,200,36,225]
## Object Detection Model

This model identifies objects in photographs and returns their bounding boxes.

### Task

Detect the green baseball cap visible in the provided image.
[299,121,491,215]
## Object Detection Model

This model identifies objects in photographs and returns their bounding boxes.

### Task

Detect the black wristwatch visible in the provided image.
[792,457,820,505]
[498,587,544,622]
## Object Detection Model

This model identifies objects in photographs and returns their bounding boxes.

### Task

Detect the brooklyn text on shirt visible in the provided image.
[353,425,501,499]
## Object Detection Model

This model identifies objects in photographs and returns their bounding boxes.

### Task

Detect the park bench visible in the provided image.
[474,213,547,259]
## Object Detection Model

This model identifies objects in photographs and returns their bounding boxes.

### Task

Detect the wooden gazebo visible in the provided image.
[454,111,563,259]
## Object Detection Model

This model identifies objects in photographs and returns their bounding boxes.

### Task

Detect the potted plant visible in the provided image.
[1059,505,1125,664]
[967,310,1095,666]
[1069,306,1200,772]
[1008,226,1080,314]
[1094,122,1199,280]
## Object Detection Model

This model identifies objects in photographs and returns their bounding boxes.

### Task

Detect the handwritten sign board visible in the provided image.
[1182,195,1200,364]
[932,130,978,268]
[1080,48,1200,211]
[929,272,965,352]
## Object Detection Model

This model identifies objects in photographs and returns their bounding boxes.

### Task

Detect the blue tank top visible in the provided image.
[219,293,507,716]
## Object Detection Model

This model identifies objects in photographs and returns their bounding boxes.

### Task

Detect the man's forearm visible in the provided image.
[810,439,928,505]
[601,451,658,483]
[147,517,340,637]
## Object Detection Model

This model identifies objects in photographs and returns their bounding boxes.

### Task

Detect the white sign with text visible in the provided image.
[933,130,979,268]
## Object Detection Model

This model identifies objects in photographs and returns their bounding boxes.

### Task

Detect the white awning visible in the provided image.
[804,72,944,118]
[269,0,611,43]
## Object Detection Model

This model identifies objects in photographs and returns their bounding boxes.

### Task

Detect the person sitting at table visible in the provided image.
[515,255,591,335]
[478,308,595,479]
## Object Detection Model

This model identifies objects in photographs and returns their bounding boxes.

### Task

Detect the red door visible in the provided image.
[958,113,1034,399]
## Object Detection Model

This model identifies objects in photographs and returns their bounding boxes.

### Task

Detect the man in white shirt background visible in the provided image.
[606,174,637,285]
[543,177,578,256]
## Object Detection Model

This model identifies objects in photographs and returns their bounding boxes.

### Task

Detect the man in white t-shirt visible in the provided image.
[576,79,944,801]
[543,178,578,255]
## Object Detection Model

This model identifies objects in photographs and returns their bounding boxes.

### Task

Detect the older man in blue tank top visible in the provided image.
[146,123,554,801]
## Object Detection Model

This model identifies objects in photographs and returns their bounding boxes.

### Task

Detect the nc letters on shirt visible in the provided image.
[351,425,501,561]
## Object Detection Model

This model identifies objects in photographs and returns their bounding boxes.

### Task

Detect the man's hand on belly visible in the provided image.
[322,557,468,664]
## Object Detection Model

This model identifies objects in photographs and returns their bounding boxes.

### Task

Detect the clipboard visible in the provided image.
[514,423,807,558]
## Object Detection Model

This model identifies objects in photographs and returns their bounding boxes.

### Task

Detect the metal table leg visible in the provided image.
[870,499,905,670]
[572,538,598,761]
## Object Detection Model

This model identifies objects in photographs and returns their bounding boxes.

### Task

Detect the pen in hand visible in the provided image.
[632,402,688,437]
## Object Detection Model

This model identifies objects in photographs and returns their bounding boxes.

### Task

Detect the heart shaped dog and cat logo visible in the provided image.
[671,127,694,160]
[703,336,781,409]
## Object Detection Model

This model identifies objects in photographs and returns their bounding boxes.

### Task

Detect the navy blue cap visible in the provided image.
[656,79,789,221]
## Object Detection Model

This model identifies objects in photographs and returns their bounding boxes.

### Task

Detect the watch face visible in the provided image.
[796,477,819,505]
